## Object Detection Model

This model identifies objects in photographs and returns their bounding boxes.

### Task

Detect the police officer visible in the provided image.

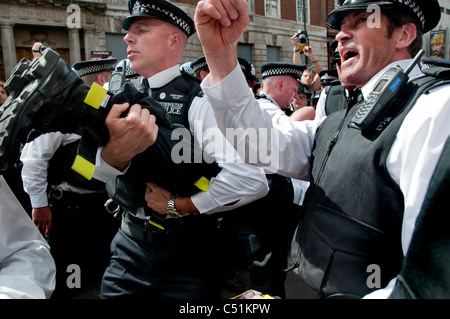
[93,0,268,299]
[190,56,209,80]
[195,0,449,298]
[73,58,117,87]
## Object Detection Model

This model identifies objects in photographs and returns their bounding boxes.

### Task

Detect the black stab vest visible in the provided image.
[325,85,348,116]
[150,74,202,128]
[105,73,222,213]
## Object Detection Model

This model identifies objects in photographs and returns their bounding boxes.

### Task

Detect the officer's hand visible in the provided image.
[32,206,52,236]
[145,182,198,216]
[195,0,249,83]
[102,102,158,171]
[145,182,171,215]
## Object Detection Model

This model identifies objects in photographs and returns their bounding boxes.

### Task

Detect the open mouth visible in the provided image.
[341,49,359,62]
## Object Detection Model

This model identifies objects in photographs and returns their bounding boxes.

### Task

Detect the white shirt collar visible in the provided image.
[146,65,181,89]
[361,59,424,100]
[259,90,280,108]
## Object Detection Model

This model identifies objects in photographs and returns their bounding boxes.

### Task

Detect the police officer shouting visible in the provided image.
[195,0,449,298]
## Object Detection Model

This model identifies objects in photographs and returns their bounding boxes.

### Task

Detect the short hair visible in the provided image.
[384,9,423,57]
[80,71,111,87]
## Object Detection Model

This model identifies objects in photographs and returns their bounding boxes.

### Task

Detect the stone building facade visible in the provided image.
[0,0,338,81]
[3,0,446,83]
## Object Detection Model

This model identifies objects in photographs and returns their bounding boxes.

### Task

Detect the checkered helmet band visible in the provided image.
[132,1,192,36]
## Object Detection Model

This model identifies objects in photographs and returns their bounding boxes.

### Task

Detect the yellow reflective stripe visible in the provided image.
[194,176,210,192]
[83,82,110,109]
[71,155,95,180]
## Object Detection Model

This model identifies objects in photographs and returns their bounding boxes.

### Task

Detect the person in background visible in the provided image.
[286,82,315,121]
[292,35,322,93]
[73,57,117,87]
[190,56,210,81]
[318,70,339,90]
[310,69,340,107]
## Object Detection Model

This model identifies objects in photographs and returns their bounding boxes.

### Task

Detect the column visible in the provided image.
[83,29,94,60]
[1,23,17,79]
[68,28,81,66]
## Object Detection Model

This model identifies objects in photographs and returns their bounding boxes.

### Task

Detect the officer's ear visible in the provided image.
[394,22,417,52]
[276,78,285,91]
[168,31,185,51]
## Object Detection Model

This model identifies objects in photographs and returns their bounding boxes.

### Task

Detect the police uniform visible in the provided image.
[94,0,268,299]
[314,39,348,120]
[202,0,449,299]
[258,62,306,122]
[239,62,307,297]
[21,58,120,298]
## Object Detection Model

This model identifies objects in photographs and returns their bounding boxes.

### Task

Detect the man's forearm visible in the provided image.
[204,49,238,85]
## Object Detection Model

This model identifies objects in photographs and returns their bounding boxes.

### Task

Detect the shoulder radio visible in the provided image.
[351,50,425,129]
[108,60,126,94]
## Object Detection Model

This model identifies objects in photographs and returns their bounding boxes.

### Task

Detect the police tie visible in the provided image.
[142,77,150,88]
[347,88,363,110]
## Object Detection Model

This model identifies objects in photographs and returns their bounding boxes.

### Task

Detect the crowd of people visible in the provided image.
[0,0,448,300]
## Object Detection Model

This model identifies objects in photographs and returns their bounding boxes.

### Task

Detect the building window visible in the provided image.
[246,0,254,14]
[267,46,280,62]
[265,0,280,18]
[238,44,253,64]
[297,0,309,24]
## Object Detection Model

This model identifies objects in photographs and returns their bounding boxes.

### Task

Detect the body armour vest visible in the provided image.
[325,85,348,116]
[150,74,202,128]
[291,75,445,298]
[105,74,221,214]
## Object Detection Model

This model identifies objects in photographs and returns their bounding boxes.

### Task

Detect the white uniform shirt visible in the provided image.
[21,132,98,209]
[93,65,268,216]
[256,92,291,125]
[257,92,309,206]
[0,177,55,298]
[201,61,450,298]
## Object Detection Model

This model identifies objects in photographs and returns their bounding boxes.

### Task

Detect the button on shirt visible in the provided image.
[93,65,268,216]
